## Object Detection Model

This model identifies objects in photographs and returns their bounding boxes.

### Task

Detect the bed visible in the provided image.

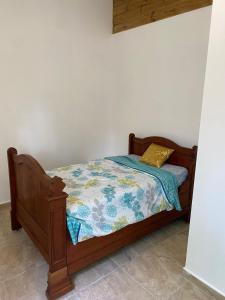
[7,134,197,299]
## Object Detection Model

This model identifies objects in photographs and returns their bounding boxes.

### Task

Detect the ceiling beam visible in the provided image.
[113,0,212,33]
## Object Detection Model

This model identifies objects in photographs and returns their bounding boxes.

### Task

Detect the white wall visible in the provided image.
[0,0,114,203]
[0,2,211,204]
[185,0,225,296]
[109,7,212,155]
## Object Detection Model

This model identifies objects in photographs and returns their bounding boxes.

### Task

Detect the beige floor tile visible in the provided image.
[0,206,223,300]
[0,238,45,282]
[184,272,225,300]
[0,282,6,300]
[168,281,218,300]
[66,293,81,300]
[0,208,28,247]
[131,235,154,254]
[131,226,174,256]
[72,265,102,292]
[1,264,48,300]
[165,220,189,236]
[69,258,118,295]
[0,203,10,213]
[77,269,155,300]
[0,207,10,224]
[145,231,188,266]
[76,279,117,300]
[110,245,138,266]
[58,286,80,300]
[130,224,184,258]
[146,227,171,244]
[121,253,185,299]
[0,226,29,247]
[93,258,118,277]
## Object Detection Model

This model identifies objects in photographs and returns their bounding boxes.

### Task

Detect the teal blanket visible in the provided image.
[106,156,181,211]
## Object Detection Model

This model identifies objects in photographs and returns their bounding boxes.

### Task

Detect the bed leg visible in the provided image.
[46,267,74,300]
[183,211,191,223]
[7,147,22,231]
[11,210,22,231]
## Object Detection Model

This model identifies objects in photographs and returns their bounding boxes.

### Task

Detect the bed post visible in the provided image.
[184,145,198,223]
[7,147,22,230]
[47,180,74,299]
[129,133,135,154]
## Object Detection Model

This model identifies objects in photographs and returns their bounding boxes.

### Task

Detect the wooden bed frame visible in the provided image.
[7,134,197,299]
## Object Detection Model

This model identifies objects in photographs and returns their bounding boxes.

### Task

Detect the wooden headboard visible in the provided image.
[129,133,198,210]
[129,133,197,173]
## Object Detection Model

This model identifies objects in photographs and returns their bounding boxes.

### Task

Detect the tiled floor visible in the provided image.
[0,204,224,300]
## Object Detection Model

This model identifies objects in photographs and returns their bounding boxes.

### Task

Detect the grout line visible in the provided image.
[66,268,119,300]
[110,231,191,300]
[0,270,26,284]
[0,213,192,299]
[0,268,30,284]
[0,260,47,284]
[148,246,222,300]
[85,268,118,289]
[113,258,157,299]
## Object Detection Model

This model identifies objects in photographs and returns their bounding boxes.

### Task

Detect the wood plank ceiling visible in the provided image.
[113,0,212,33]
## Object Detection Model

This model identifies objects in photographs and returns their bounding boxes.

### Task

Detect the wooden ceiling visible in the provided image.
[113,0,212,33]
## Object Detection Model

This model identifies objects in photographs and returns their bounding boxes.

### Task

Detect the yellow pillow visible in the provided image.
[140,143,174,168]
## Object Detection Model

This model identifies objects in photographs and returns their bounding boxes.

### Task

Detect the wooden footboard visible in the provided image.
[7,148,74,299]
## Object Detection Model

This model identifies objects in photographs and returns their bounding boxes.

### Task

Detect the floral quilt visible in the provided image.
[47,157,180,245]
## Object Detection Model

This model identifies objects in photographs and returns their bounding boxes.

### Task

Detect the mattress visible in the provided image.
[128,155,188,186]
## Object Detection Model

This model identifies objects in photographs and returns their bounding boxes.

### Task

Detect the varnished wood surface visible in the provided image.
[113,0,212,33]
[7,134,197,299]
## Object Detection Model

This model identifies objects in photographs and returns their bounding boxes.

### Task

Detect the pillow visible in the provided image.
[140,143,174,168]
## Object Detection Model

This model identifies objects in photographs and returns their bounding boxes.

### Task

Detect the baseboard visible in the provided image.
[183,267,225,298]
